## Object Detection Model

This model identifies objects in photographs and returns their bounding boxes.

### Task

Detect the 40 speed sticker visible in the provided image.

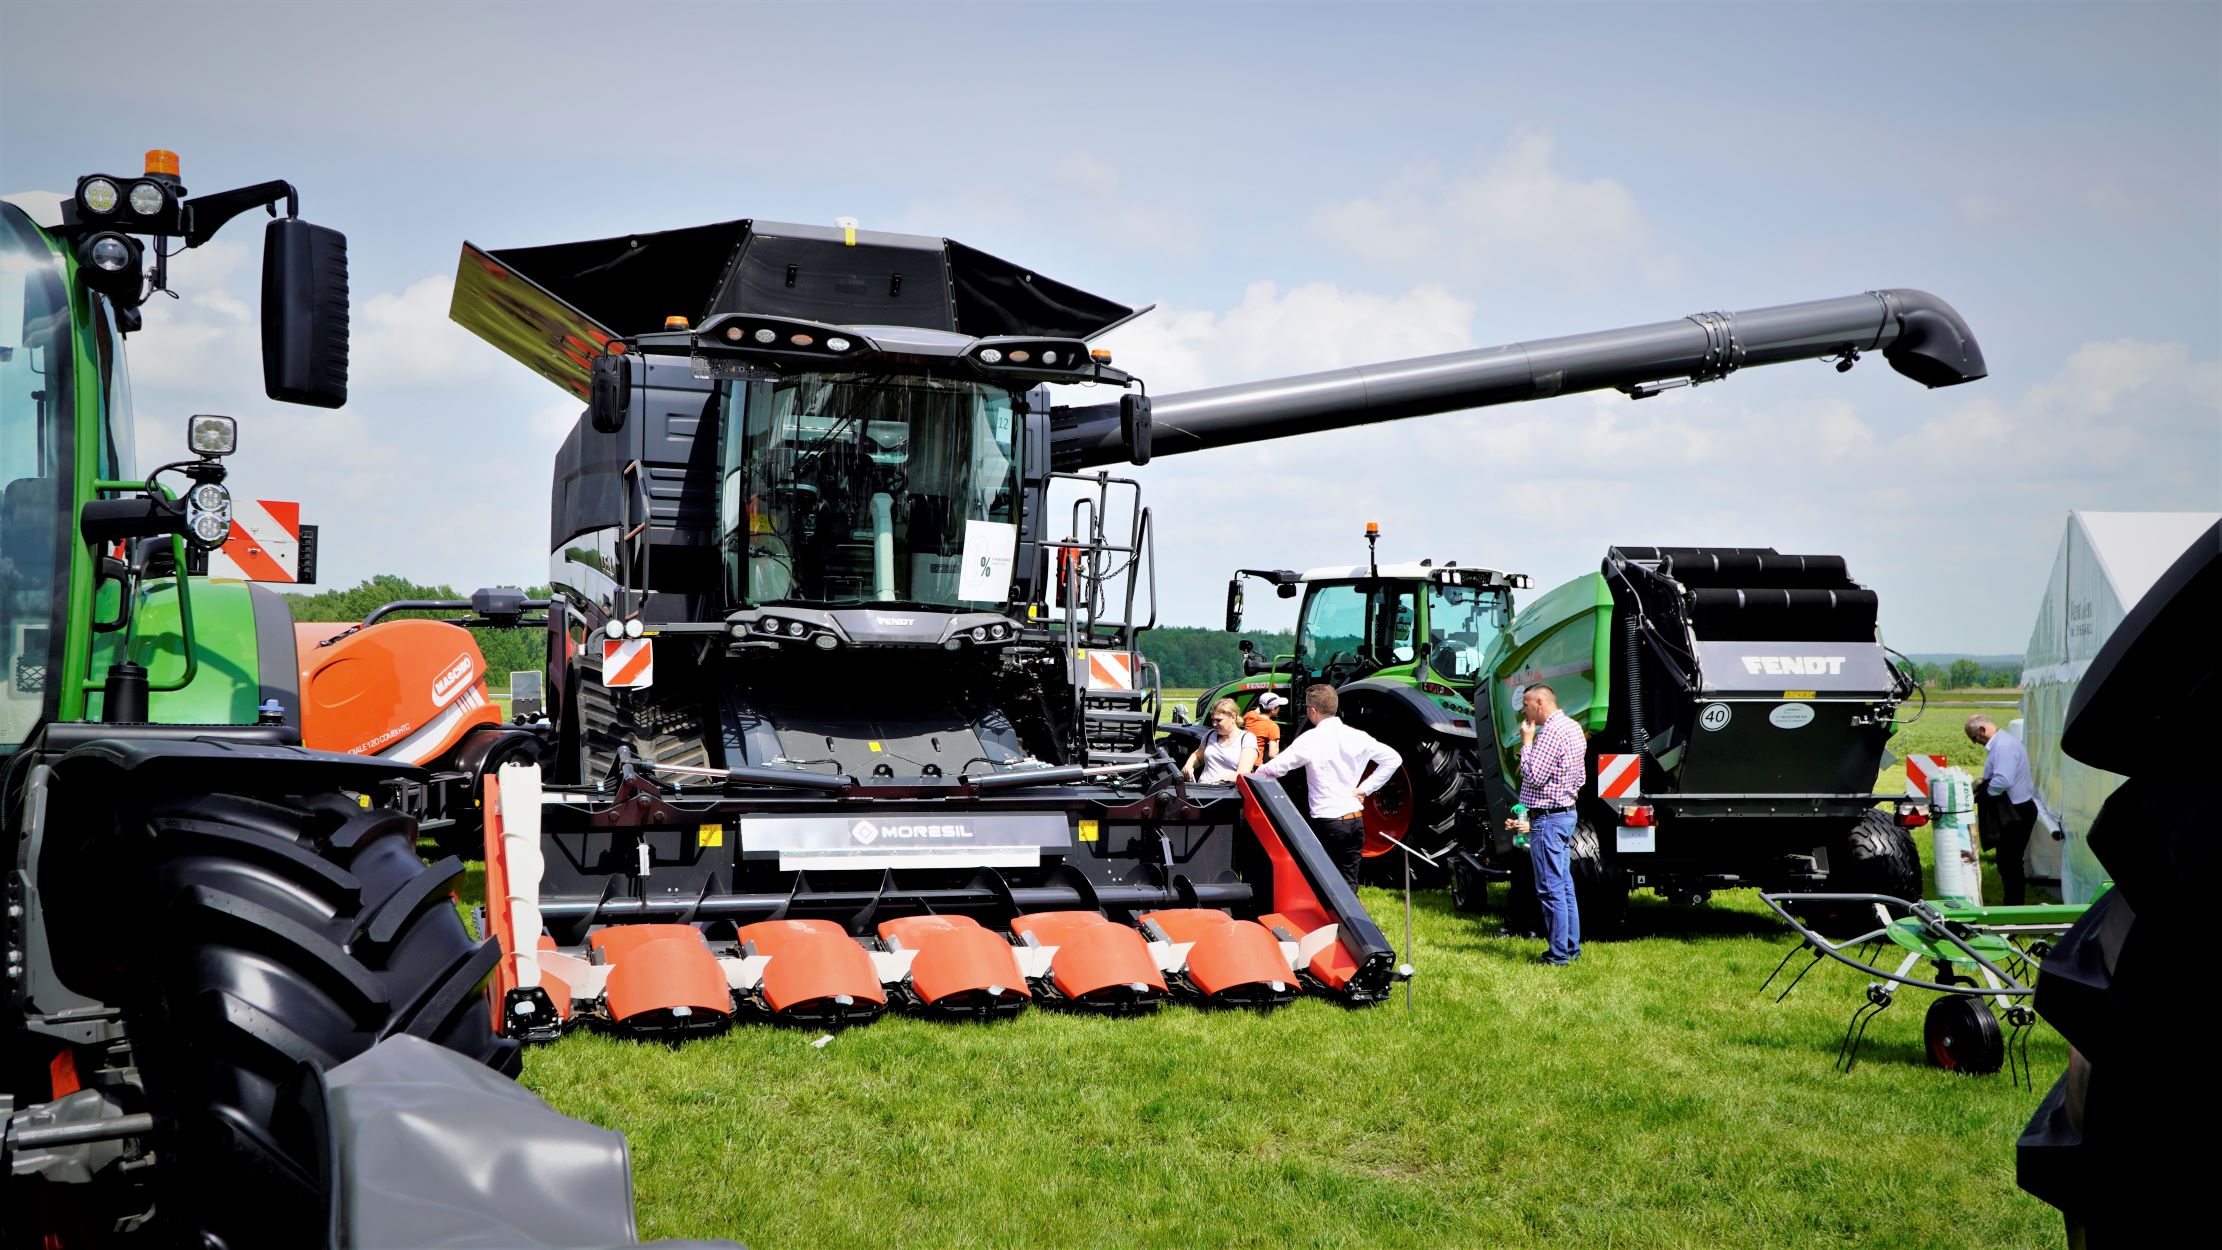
[1698,703,1733,731]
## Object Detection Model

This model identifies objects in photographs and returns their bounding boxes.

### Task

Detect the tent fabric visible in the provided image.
[2020,511,2217,902]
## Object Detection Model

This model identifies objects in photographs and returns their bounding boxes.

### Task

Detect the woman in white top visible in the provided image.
[1182,697,1258,784]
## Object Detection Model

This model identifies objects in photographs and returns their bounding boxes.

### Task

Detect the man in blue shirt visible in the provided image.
[1965,716,2038,904]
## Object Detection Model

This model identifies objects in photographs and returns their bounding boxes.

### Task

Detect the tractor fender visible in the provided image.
[1335,678,1478,741]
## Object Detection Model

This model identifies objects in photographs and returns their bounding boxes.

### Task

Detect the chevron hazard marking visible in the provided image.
[602,636,653,689]
[1085,650,1134,691]
[1597,753,1641,800]
[211,498,301,582]
[1905,753,1949,799]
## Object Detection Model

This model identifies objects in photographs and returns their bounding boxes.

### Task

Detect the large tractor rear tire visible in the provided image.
[1807,808,1923,938]
[120,789,515,1245]
[1361,724,1468,886]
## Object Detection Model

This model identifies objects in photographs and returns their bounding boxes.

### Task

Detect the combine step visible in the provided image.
[877,915,1032,1020]
[1011,911,1168,1012]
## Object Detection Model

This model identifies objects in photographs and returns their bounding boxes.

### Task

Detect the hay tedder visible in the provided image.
[342,214,1996,1044]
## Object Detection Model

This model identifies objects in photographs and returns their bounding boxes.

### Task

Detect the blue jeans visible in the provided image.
[1528,810,1582,963]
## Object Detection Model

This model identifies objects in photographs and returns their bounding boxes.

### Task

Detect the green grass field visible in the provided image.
[444,693,2058,1247]
[460,850,2061,1245]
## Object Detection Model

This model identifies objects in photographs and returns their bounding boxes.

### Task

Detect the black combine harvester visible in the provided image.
[440,217,1987,1040]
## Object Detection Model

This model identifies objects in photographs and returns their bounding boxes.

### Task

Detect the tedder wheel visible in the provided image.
[1924,995,2006,1075]
[118,788,516,1243]
[1807,808,1924,939]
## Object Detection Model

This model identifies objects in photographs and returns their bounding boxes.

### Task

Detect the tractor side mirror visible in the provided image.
[261,217,349,408]
[1224,578,1244,632]
[590,353,632,434]
[1119,392,1151,466]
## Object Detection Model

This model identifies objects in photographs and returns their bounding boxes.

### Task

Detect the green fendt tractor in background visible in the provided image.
[0,154,516,1246]
[1193,523,1528,885]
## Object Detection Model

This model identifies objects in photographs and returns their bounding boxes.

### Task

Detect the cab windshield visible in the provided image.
[719,374,1018,608]
[0,205,73,750]
[1425,581,1511,685]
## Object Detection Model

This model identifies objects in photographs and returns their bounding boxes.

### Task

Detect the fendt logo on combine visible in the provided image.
[1741,655,1849,676]
[430,654,476,705]
[850,819,976,846]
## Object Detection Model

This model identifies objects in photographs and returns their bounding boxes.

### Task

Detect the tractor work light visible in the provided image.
[786,620,806,637]
[127,180,168,216]
[625,617,645,639]
[978,348,1002,364]
[87,236,134,271]
[185,483,232,546]
[78,177,120,215]
[753,328,775,343]
[825,337,850,352]
[813,633,837,650]
[605,619,625,640]
[188,414,237,456]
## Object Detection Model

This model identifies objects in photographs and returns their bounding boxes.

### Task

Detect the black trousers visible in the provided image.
[1312,815,1366,889]
[1980,793,2039,905]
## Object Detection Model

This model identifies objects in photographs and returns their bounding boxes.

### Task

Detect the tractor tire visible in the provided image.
[1808,809,1923,938]
[123,789,516,1246]
[1359,724,1469,887]
[1449,854,1487,914]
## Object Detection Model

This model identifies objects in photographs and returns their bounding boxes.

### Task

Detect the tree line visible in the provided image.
[1914,659,2022,690]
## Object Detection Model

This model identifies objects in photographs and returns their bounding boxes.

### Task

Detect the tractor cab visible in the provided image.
[1219,526,1527,732]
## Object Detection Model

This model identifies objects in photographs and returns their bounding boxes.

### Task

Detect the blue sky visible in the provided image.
[5,0,2216,651]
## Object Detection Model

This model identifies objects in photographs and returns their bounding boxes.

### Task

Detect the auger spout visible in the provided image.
[1053,288,1985,468]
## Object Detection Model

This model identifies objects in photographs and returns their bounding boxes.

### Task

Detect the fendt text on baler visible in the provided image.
[421,215,1984,1042]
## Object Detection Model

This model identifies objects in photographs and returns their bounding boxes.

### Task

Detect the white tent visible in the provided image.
[2021,511,2218,902]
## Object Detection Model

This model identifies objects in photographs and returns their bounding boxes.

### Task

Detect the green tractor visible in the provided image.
[1,155,514,1243]
[1191,524,1529,885]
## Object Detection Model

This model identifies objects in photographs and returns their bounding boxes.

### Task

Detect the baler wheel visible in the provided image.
[1449,856,1487,914]
[1924,995,2006,1075]
[1498,820,1628,937]
[1808,809,1924,938]
[121,789,515,1244]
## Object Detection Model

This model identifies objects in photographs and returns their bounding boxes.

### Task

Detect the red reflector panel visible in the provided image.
[1010,910,1110,948]
[1182,920,1294,998]
[1047,922,1167,1002]
[909,926,1029,1008]
[603,937,730,1022]
[1624,805,1655,828]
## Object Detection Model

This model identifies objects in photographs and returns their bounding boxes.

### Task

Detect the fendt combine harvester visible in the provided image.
[401,215,1986,1043]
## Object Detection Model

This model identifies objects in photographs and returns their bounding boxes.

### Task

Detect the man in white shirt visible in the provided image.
[1249,684,1402,887]
[1966,715,2039,904]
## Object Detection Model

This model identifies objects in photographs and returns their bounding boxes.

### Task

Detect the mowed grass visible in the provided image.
[461,882,2063,1248]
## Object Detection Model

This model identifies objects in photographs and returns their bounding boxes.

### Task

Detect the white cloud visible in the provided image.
[1312,129,1680,291]
[353,275,506,390]
[1098,277,2218,652]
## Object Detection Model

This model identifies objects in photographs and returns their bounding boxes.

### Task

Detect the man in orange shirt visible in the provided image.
[1243,691,1286,761]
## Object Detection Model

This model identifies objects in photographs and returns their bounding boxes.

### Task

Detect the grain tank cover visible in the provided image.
[451,218,1135,398]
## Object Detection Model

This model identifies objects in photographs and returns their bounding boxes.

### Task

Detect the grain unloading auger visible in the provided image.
[419,217,1984,1041]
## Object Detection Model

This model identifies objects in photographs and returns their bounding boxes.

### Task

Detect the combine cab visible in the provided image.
[429,212,1986,1042]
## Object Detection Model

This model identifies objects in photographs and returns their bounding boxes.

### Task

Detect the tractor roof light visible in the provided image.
[188,414,237,457]
[127,180,169,217]
[184,482,232,547]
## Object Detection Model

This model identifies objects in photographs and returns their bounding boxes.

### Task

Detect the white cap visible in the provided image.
[1257,692,1287,711]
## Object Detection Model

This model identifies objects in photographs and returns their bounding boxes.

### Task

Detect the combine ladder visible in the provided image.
[1047,471,1160,766]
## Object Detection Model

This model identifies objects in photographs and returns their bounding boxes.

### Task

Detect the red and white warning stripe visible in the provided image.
[602,636,654,689]
[1083,649,1135,692]
[210,499,302,582]
[1904,753,1949,799]
[1597,753,1642,801]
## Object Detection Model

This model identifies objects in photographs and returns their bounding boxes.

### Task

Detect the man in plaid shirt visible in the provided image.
[1511,684,1586,964]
